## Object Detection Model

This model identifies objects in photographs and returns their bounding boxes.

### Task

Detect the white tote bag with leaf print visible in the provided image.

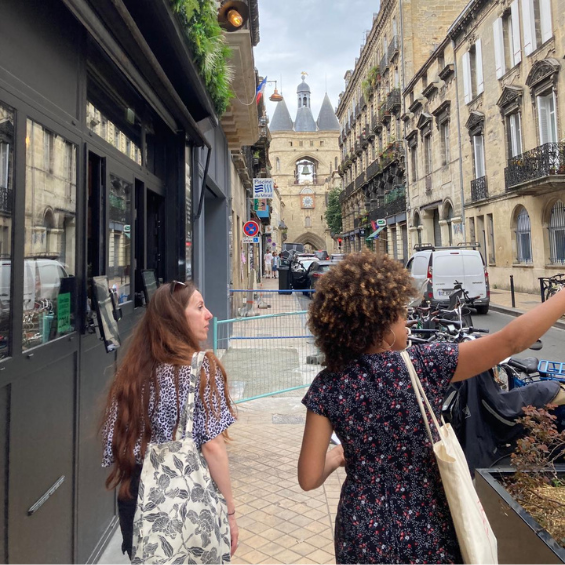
[401,351,498,565]
[131,352,231,564]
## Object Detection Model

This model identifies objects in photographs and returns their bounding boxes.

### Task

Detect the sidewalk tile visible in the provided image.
[275,549,302,564]
[306,548,335,563]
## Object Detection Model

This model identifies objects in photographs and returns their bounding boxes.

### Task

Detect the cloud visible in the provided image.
[255,0,380,124]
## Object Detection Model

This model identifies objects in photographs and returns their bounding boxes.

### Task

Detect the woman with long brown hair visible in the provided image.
[102,281,238,561]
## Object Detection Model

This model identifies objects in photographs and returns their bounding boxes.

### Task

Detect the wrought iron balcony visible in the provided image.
[505,142,565,191]
[0,185,13,215]
[345,181,355,197]
[380,53,388,74]
[339,191,346,204]
[387,36,399,63]
[346,123,351,134]
[386,88,401,113]
[380,141,404,170]
[355,172,366,190]
[384,184,406,205]
[367,159,381,180]
[471,176,489,202]
[372,112,383,133]
[355,141,363,155]
[369,195,406,220]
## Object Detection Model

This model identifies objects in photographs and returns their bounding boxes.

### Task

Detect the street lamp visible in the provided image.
[218,1,249,32]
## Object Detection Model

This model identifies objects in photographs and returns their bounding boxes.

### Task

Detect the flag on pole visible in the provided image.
[256,76,267,104]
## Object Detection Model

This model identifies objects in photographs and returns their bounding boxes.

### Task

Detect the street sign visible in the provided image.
[376,219,386,227]
[243,220,260,237]
[243,236,259,244]
[254,199,267,211]
[253,178,274,199]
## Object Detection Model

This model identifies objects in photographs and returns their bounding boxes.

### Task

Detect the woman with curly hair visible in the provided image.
[102,281,238,562]
[298,251,565,564]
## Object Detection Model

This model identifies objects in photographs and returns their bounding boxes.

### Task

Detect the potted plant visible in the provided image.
[475,405,565,564]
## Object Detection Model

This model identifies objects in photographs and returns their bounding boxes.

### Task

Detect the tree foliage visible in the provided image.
[325,187,343,236]
[171,0,234,116]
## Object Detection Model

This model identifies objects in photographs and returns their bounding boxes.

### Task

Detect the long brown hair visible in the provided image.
[103,281,234,499]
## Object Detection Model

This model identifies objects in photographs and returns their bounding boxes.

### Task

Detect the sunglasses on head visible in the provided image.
[169,280,187,296]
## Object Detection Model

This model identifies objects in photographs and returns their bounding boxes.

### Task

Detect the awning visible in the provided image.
[366,226,386,240]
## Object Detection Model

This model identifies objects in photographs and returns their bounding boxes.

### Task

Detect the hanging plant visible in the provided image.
[171,0,234,116]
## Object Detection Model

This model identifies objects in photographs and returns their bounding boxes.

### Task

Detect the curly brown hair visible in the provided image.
[308,251,417,372]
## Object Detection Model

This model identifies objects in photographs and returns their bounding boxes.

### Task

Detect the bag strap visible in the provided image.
[175,351,206,440]
[400,350,443,445]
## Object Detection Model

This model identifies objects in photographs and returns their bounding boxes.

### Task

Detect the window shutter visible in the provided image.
[475,39,484,94]
[509,115,517,157]
[521,0,536,55]
[540,0,553,43]
[493,18,505,78]
[516,112,523,155]
[474,135,485,178]
[511,0,522,64]
[538,94,550,144]
[462,51,471,103]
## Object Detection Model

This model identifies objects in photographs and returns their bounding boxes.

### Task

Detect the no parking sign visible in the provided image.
[243,221,260,238]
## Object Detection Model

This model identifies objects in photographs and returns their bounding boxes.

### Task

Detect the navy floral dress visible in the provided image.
[302,343,462,565]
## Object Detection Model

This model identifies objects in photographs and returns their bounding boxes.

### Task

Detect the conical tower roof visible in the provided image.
[269,99,294,132]
[295,106,317,132]
[317,93,340,131]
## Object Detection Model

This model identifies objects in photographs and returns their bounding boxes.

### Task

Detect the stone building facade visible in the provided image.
[269,76,341,252]
[337,0,468,261]
[402,37,466,251]
[446,0,565,293]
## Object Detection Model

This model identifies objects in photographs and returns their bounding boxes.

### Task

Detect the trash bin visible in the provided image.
[278,265,292,294]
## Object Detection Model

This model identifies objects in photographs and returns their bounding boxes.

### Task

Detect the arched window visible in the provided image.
[305,216,311,228]
[516,208,533,263]
[549,200,565,264]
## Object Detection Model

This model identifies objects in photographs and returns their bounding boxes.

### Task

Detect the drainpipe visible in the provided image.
[452,37,466,241]
[399,0,411,250]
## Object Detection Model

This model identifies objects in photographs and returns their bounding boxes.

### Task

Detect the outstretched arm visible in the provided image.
[298,410,345,491]
[454,288,565,382]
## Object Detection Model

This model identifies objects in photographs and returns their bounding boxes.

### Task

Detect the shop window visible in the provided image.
[86,101,142,165]
[0,102,14,359]
[108,174,132,303]
[23,119,77,351]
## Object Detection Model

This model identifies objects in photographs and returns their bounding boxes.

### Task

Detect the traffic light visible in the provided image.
[338,238,342,250]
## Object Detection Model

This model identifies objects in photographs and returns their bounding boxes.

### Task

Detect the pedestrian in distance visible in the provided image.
[272,251,279,279]
[264,249,273,279]
[298,250,565,564]
[102,281,238,563]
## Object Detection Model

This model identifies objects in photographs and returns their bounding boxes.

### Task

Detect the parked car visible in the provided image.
[307,260,336,290]
[313,250,329,260]
[406,244,490,314]
[329,253,346,262]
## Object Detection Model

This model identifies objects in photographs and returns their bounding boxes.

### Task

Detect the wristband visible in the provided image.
[227,510,236,516]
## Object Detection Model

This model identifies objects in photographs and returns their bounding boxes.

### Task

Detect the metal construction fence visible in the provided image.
[213,294,321,403]
[229,288,314,319]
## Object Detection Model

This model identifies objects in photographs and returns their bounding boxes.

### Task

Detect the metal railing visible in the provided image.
[505,142,565,190]
[380,53,388,73]
[471,176,489,201]
[384,185,405,205]
[369,195,407,219]
[388,35,399,62]
[355,171,366,190]
[0,186,12,214]
[386,88,401,113]
[345,181,355,197]
[381,141,403,169]
[367,159,381,180]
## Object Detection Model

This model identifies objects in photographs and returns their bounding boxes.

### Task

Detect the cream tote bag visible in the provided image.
[401,351,498,565]
[131,352,231,564]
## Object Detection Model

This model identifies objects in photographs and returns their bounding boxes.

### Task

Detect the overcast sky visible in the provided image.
[255,0,381,124]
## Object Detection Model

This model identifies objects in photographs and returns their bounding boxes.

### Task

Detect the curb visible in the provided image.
[489,303,565,331]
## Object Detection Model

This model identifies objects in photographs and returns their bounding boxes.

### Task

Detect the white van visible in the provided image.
[406,245,490,314]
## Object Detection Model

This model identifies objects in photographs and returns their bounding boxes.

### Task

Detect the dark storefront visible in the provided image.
[0,0,226,561]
